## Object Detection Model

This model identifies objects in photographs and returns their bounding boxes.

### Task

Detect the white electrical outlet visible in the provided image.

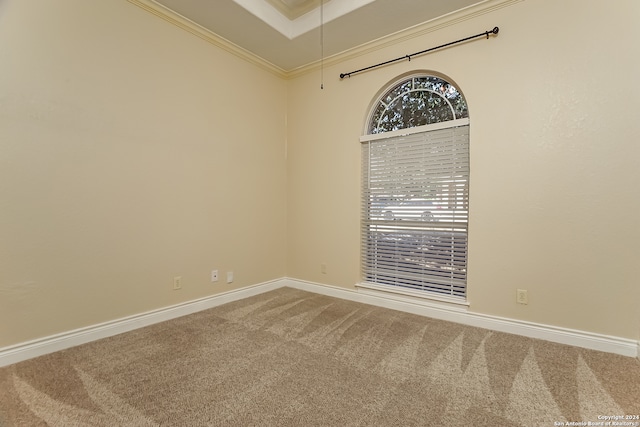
[227,271,234,283]
[211,270,219,283]
[516,289,528,305]
[173,276,182,290]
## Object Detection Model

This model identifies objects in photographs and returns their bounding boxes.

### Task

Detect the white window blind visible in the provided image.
[361,124,469,300]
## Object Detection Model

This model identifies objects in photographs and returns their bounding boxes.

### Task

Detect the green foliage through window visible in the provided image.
[369,76,468,134]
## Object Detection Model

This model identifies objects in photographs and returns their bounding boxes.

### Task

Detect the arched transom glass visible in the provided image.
[368,75,468,134]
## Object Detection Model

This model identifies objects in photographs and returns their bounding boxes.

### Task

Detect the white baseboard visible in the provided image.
[0,279,285,368]
[2,277,637,367]
[284,278,639,358]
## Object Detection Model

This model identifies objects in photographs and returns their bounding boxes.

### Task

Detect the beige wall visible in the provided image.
[1,0,638,350]
[0,0,287,347]
[286,0,640,339]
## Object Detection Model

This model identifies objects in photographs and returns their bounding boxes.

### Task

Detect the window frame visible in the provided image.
[359,73,470,305]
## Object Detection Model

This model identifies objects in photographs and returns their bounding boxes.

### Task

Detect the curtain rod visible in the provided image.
[339,26,499,80]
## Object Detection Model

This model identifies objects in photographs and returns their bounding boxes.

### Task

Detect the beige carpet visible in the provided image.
[1,287,639,426]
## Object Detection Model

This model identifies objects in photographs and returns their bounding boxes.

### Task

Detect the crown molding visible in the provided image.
[128,0,521,80]
[127,0,288,78]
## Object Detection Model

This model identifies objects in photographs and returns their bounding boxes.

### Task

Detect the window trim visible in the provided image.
[360,117,469,143]
[356,281,470,307]
[364,72,468,136]
[360,73,470,305]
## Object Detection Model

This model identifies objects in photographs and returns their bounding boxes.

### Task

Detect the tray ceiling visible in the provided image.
[150,0,485,71]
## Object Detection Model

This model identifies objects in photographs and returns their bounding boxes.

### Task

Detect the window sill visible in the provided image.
[356,282,469,311]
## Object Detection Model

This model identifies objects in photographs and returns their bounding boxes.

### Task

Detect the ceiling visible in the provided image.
[150,0,484,71]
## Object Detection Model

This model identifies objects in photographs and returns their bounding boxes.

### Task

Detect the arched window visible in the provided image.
[360,73,470,303]
[368,75,468,134]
